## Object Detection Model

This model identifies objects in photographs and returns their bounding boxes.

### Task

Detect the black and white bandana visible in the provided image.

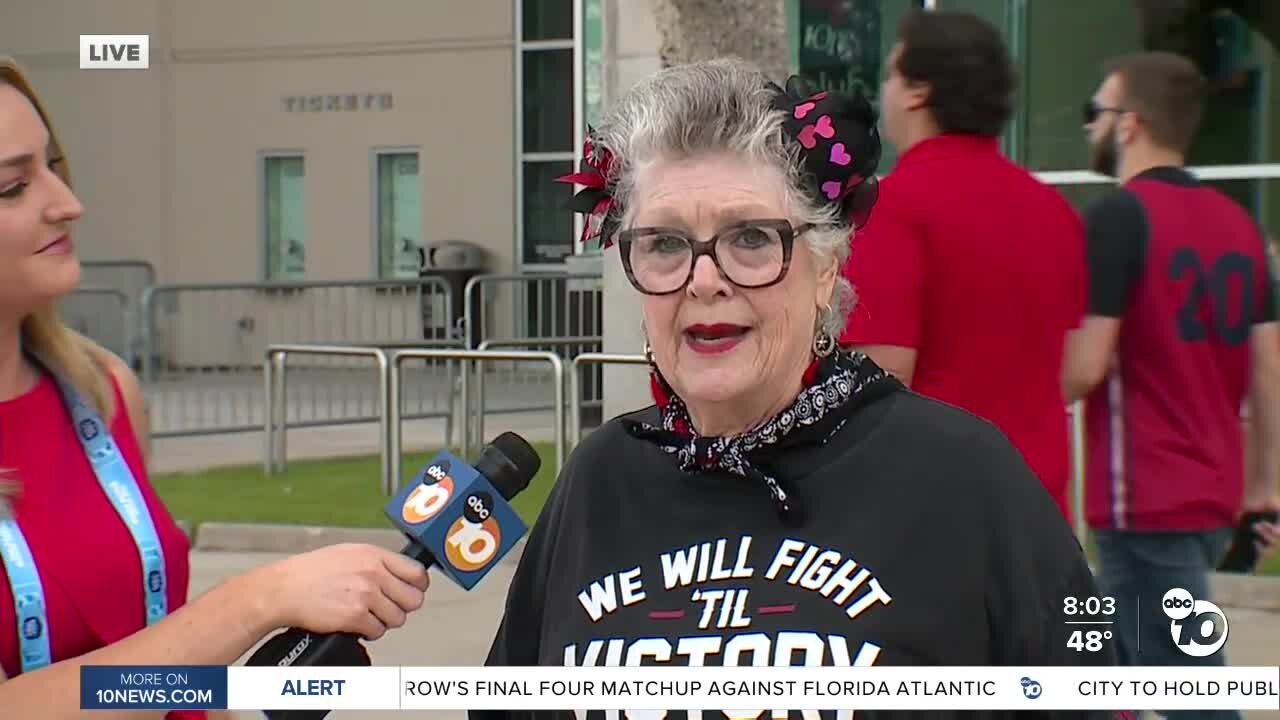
[623,350,901,526]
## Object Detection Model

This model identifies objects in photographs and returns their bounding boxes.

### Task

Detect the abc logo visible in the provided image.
[1162,587,1229,658]
[401,462,454,524]
[22,617,42,640]
[1020,677,1042,700]
[444,492,501,572]
[78,419,99,441]
[147,570,163,594]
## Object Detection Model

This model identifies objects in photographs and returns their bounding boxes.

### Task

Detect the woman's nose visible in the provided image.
[686,254,729,297]
[43,172,84,225]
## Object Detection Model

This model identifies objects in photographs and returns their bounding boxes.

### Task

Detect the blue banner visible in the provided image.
[81,665,228,710]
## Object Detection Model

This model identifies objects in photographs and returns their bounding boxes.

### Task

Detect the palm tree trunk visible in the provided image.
[651,0,791,80]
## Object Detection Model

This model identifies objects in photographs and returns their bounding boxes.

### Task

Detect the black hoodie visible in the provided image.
[476,366,1117,720]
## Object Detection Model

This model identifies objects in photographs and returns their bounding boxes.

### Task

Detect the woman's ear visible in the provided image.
[814,254,839,310]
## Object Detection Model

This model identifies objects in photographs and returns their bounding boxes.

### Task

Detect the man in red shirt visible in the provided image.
[840,9,1086,521]
[1063,52,1280,700]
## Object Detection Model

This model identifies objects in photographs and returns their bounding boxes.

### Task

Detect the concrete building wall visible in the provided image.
[2,0,520,367]
[167,0,515,283]
[600,0,661,419]
[6,0,179,277]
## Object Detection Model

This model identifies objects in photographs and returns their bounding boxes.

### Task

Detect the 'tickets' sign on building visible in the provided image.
[282,93,393,113]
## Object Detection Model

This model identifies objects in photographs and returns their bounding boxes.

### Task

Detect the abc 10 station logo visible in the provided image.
[1162,588,1228,658]
[400,460,503,573]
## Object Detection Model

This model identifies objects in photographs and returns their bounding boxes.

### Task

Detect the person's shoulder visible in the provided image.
[565,405,660,468]
[878,390,1008,448]
[875,392,1078,546]
[871,391,1036,494]
[91,345,148,437]
[79,338,152,463]
[548,404,661,492]
[864,162,926,208]
[1084,185,1145,225]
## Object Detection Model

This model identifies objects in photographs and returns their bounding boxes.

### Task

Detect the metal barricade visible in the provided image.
[80,260,156,365]
[463,272,602,350]
[141,278,453,438]
[568,353,649,451]
[80,259,156,291]
[471,337,601,449]
[61,287,133,364]
[388,348,566,493]
[263,344,392,493]
[461,274,602,422]
[367,339,465,451]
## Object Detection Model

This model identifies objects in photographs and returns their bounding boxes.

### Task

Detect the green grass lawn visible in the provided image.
[1262,553,1279,576]
[152,443,559,530]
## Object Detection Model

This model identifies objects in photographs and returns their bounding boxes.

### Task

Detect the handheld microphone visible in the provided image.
[246,432,540,720]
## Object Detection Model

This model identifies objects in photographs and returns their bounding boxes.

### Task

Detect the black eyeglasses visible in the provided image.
[1083,100,1128,125]
[617,219,814,295]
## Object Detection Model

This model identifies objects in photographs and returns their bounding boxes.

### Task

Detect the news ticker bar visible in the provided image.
[80,665,1280,712]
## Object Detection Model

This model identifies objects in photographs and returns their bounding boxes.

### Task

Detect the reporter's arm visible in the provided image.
[0,563,274,719]
[0,544,429,720]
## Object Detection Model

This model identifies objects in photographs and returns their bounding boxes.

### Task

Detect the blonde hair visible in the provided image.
[1,57,118,509]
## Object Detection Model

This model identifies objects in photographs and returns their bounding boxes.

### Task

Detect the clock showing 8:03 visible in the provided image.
[1062,596,1117,654]
[1064,596,1117,616]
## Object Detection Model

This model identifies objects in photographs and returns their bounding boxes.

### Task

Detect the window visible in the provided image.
[262,153,306,281]
[517,0,576,268]
[374,150,423,279]
[975,0,1279,229]
[522,160,574,264]
[522,48,575,153]
[523,0,573,43]
[787,0,926,172]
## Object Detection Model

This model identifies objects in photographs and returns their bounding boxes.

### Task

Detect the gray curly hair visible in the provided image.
[594,58,855,339]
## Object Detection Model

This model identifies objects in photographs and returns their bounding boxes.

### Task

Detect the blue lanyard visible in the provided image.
[0,359,167,674]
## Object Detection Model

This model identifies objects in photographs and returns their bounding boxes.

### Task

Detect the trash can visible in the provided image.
[418,240,489,347]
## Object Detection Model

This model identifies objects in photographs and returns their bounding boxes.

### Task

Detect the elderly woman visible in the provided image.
[480,59,1114,718]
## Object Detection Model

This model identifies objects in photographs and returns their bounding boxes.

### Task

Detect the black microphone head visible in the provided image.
[475,431,541,500]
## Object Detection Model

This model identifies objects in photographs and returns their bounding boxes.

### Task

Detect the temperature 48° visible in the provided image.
[1067,629,1112,652]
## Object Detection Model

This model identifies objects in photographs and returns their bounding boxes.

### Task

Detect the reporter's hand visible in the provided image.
[252,543,430,641]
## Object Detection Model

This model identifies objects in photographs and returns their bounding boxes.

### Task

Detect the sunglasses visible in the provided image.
[1082,100,1128,125]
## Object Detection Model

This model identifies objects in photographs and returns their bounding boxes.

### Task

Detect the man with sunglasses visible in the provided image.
[838,9,1087,522]
[1064,52,1280,710]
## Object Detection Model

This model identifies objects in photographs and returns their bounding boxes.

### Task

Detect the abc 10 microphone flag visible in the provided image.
[386,450,527,588]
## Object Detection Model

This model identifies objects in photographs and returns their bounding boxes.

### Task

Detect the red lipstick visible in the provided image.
[684,323,750,355]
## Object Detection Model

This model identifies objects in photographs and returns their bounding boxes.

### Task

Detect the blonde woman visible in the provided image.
[0,58,431,718]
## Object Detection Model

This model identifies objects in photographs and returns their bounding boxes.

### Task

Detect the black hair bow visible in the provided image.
[769,76,882,229]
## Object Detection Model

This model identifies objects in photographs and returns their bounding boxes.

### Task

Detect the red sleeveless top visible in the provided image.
[0,369,203,719]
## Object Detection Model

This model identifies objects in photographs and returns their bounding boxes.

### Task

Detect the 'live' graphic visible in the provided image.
[79,35,150,70]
